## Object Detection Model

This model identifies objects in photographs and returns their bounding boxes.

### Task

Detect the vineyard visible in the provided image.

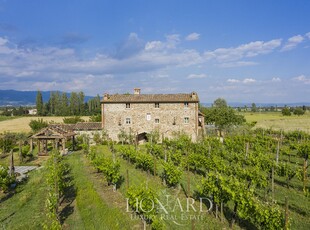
[0,128,309,229]
[83,128,310,229]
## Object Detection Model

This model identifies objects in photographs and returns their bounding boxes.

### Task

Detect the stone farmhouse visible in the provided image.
[101,88,205,142]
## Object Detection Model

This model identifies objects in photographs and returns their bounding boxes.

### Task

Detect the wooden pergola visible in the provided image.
[30,125,76,156]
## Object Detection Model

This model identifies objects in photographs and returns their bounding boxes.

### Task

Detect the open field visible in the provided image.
[0,116,89,133]
[242,112,310,133]
[0,116,16,122]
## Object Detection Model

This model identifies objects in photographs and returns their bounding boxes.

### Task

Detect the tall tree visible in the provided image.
[36,90,44,115]
[213,98,228,108]
[78,91,85,115]
[202,98,245,136]
[69,92,79,115]
[60,92,69,116]
[251,103,257,112]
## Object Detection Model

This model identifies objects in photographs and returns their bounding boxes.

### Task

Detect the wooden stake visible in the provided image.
[191,219,195,230]
[187,171,191,197]
[245,142,249,160]
[272,166,275,202]
[153,157,156,176]
[221,202,224,222]
[276,141,280,165]
[303,158,307,193]
[126,169,129,189]
[285,196,289,230]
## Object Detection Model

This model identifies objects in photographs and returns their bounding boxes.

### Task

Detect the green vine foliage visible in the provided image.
[161,161,182,187]
[44,151,69,230]
[127,184,158,223]
[0,165,15,192]
[136,153,154,174]
[90,154,121,187]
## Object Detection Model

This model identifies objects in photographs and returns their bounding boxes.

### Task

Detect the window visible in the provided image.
[173,117,176,125]
[125,118,131,124]
[126,103,130,109]
[155,118,160,124]
[184,117,189,124]
[155,103,159,108]
[184,102,189,107]
[146,113,151,121]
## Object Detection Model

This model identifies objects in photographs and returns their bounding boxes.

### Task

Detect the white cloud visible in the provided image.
[144,34,180,51]
[243,78,256,84]
[151,74,169,79]
[0,37,8,46]
[293,75,310,84]
[0,32,307,98]
[218,61,258,68]
[306,32,310,39]
[166,34,180,49]
[145,41,164,51]
[281,35,304,51]
[272,77,281,82]
[227,78,256,84]
[185,33,200,41]
[227,79,240,83]
[187,74,207,79]
[204,39,282,62]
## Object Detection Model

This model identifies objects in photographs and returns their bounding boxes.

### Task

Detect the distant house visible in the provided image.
[28,109,37,115]
[101,88,205,142]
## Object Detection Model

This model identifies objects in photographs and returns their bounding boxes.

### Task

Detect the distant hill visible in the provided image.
[0,90,93,106]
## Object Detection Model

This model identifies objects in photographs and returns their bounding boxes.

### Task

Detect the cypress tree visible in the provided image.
[36,90,44,115]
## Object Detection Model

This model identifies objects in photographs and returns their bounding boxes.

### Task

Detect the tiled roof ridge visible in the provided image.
[102,91,199,103]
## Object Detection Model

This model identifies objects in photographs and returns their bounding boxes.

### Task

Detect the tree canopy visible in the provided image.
[201,98,245,136]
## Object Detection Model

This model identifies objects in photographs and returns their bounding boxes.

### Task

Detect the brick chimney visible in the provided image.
[103,93,109,100]
[134,88,141,95]
[191,91,197,99]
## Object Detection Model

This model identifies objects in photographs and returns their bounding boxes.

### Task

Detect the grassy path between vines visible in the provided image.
[63,151,141,230]
[94,145,232,230]
[0,168,47,229]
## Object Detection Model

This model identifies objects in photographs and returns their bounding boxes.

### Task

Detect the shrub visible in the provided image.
[29,118,48,132]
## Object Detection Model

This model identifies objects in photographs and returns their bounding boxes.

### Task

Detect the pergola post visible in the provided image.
[62,138,66,154]
[44,139,48,153]
[56,139,59,150]
[38,140,41,154]
[72,136,75,151]
[30,138,33,152]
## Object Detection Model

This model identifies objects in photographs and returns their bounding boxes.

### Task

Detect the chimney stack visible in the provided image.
[134,88,141,95]
[191,91,197,99]
[103,93,109,100]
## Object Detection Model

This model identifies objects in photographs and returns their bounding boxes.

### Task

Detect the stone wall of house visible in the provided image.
[102,102,199,141]
[74,130,102,145]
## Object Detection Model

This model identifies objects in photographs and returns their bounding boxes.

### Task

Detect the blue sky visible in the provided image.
[0,0,310,103]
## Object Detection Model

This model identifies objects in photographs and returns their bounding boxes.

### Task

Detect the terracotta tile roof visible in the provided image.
[48,122,102,131]
[74,122,102,130]
[102,92,199,103]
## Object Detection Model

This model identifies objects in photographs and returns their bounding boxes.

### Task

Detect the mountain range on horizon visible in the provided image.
[0,90,93,106]
[0,90,309,107]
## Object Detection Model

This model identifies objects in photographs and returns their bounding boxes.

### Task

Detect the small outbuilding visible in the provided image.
[30,125,76,155]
